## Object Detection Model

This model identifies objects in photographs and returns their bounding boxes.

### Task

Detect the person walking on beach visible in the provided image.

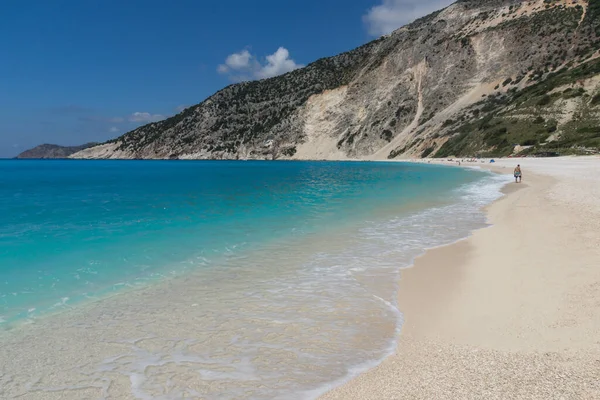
[514,164,522,183]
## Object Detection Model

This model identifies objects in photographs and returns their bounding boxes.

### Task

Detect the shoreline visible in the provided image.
[306,167,509,399]
[3,157,598,398]
[0,163,504,399]
[320,156,600,399]
[0,160,486,331]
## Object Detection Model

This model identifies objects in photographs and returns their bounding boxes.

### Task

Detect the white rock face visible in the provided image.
[70,143,132,159]
[294,87,349,160]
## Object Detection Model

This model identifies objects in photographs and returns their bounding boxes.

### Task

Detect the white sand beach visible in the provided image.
[321,156,600,399]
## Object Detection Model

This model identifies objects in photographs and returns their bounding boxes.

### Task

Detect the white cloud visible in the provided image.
[128,112,165,123]
[363,0,453,36]
[109,126,119,133]
[175,104,188,112]
[255,48,302,79]
[217,47,303,81]
[224,49,252,70]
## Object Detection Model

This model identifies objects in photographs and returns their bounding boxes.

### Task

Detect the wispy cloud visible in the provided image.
[79,112,163,125]
[175,104,188,112]
[363,0,453,36]
[49,100,168,128]
[78,115,105,122]
[128,112,165,123]
[217,47,303,82]
[48,104,92,115]
[79,115,123,123]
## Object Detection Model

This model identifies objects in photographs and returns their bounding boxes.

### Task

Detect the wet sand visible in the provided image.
[321,157,600,399]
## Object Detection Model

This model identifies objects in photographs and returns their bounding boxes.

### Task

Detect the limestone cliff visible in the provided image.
[72,0,600,160]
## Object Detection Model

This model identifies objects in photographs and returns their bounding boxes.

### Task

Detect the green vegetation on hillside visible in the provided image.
[435,57,600,158]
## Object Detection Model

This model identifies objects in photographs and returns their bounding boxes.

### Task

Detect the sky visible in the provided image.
[0,0,453,158]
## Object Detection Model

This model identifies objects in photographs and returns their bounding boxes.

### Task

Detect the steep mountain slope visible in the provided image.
[73,0,600,160]
[16,143,96,159]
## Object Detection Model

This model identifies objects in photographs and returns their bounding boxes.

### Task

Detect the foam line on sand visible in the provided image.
[321,156,600,399]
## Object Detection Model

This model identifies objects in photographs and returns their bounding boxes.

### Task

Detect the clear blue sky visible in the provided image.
[0,0,451,157]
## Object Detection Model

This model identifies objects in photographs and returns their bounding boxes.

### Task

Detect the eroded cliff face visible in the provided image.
[72,0,600,160]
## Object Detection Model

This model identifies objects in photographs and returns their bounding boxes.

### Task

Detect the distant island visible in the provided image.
[16,143,96,159]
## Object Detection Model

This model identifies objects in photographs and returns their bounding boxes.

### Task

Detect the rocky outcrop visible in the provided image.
[17,143,96,159]
[73,0,600,160]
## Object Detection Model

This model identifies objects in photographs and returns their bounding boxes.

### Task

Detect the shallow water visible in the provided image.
[0,160,506,399]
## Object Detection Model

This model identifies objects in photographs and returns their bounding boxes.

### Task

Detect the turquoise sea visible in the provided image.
[0,160,506,399]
